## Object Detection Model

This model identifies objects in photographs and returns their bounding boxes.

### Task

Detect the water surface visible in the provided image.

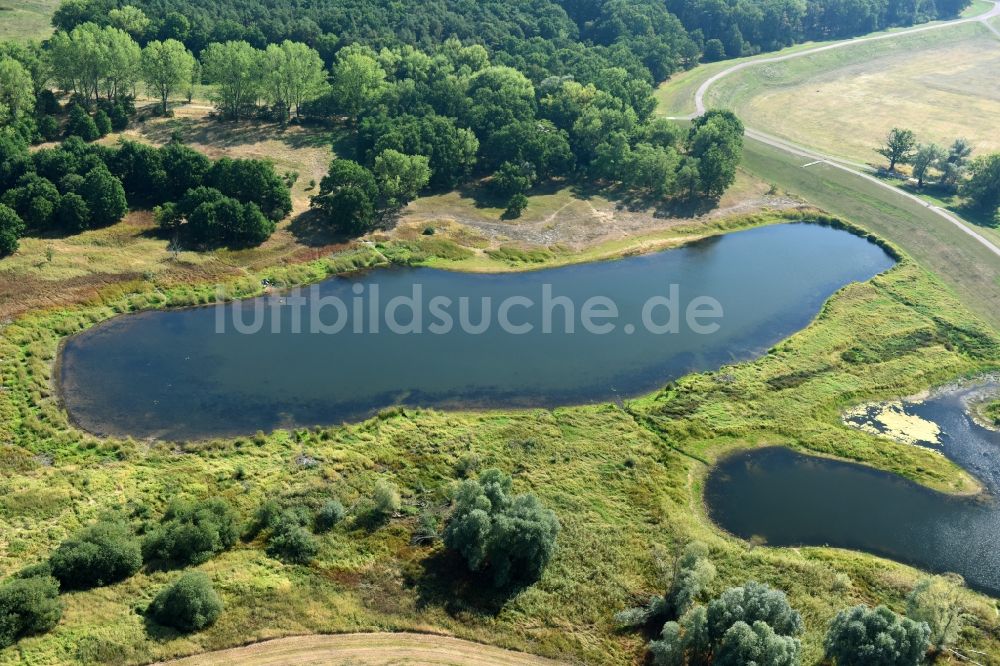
[705,384,1000,594]
[59,223,893,440]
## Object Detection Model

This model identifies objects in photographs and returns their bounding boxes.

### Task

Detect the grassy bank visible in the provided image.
[2,204,1000,663]
[738,136,1000,330]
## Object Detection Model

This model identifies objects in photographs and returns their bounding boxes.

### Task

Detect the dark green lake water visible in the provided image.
[705,384,1000,595]
[59,223,893,440]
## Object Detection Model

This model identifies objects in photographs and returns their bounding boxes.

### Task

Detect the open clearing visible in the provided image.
[704,22,1000,165]
[159,633,560,665]
[0,0,58,41]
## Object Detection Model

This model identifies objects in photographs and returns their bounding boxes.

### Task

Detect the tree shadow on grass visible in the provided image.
[406,549,526,618]
[449,177,721,220]
[142,611,182,641]
[134,115,341,154]
[287,209,355,248]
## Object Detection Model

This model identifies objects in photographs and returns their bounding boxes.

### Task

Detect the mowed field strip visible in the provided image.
[157,633,561,666]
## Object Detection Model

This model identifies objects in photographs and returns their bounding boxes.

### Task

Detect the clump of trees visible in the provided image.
[876,128,1000,224]
[48,519,142,589]
[825,605,929,665]
[618,544,803,665]
[0,131,291,255]
[442,468,560,588]
[142,498,240,567]
[148,571,223,632]
[312,153,429,235]
[45,0,970,81]
[647,580,803,665]
[963,153,1000,224]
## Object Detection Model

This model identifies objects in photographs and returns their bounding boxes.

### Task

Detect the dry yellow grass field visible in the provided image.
[708,23,1000,165]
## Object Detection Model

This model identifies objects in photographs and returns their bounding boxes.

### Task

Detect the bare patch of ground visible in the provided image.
[400,169,802,248]
[157,633,561,666]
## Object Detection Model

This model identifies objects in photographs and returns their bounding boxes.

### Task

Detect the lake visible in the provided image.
[59,223,894,440]
[705,384,1000,594]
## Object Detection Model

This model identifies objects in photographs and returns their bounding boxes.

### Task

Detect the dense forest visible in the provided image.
[0,0,974,253]
[51,0,972,74]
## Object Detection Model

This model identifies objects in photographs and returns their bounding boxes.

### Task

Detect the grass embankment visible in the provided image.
[738,136,1000,331]
[972,397,1000,429]
[703,21,1000,166]
[1,207,1000,663]
[0,0,59,42]
[654,6,996,119]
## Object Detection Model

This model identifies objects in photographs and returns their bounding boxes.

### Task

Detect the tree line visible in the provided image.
[48,0,972,83]
[878,127,1000,225]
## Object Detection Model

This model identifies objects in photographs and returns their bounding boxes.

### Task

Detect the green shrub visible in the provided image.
[109,104,129,131]
[372,479,401,520]
[265,512,318,564]
[148,572,223,632]
[442,468,559,587]
[93,109,112,137]
[49,520,141,589]
[825,605,929,665]
[505,193,529,218]
[65,104,99,141]
[0,575,62,648]
[246,500,283,539]
[0,203,25,257]
[142,498,239,567]
[314,499,346,532]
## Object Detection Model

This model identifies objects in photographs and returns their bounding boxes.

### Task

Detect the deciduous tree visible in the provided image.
[141,39,196,114]
[825,605,930,666]
[876,127,917,172]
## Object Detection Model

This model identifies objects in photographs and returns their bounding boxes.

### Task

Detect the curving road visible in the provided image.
[674,1,1000,260]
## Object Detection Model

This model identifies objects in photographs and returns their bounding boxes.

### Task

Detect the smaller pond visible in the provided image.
[705,383,1000,595]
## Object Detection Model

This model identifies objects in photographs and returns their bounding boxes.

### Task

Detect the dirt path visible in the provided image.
[155,633,562,666]
[673,0,1000,260]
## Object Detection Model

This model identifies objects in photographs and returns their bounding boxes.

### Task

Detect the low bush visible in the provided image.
[49,520,142,589]
[314,499,346,532]
[0,575,62,648]
[148,572,223,632]
[142,498,239,567]
[264,511,318,564]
